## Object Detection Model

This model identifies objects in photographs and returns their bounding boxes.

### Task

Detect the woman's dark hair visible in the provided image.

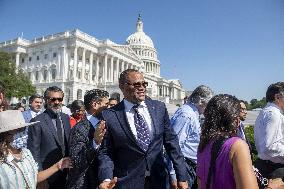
[198,94,240,152]
[0,132,10,163]
[70,100,85,113]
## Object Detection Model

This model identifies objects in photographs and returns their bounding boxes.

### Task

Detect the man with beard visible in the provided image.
[237,101,249,141]
[22,94,43,123]
[67,89,109,189]
[28,86,71,188]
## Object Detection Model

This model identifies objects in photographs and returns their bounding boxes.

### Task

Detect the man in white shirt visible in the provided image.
[22,94,43,123]
[254,82,284,179]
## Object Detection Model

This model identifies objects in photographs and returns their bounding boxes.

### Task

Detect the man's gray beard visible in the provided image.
[47,104,62,114]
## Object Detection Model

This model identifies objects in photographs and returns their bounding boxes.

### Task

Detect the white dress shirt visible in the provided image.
[254,102,284,164]
[86,113,101,149]
[30,109,41,118]
[124,99,153,139]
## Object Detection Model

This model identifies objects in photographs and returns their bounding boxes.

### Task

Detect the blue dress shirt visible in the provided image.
[170,103,201,163]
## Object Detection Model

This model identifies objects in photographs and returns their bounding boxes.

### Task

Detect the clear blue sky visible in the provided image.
[1,0,284,101]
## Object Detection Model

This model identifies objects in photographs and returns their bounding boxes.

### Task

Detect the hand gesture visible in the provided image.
[94,120,107,145]
[267,178,284,189]
[99,177,117,189]
[57,157,73,171]
[171,180,178,189]
[177,181,188,189]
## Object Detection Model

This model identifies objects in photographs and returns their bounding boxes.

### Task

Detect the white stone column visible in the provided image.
[116,58,119,82]
[121,60,124,72]
[15,53,20,73]
[104,54,108,83]
[73,47,78,80]
[110,56,114,83]
[89,52,93,83]
[62,47,68,81]
[95,55,100,84]
[82,48,86,82]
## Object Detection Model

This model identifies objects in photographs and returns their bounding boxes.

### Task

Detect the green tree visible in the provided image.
[0,52,36,98]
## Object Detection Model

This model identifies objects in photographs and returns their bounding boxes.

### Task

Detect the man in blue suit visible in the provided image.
[98,69,188,189]
[28,86,71,188]
[22,94,43,123]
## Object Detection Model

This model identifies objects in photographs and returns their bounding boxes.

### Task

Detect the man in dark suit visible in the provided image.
[98,69,188,189]
[66,89,109,189]
[22,94,43,123]
[28,86,71,188]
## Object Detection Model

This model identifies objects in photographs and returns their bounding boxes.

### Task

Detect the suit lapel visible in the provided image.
[43,112,60,145]
[115,102,141,149]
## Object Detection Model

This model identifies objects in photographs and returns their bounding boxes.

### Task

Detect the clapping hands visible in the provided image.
[94,120,107,145]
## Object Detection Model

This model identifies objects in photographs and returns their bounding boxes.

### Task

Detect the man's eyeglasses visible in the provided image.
[48,97,63,102]
[126,81,148,88]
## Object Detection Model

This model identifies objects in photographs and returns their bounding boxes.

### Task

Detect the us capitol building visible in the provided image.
[0,15,186,105]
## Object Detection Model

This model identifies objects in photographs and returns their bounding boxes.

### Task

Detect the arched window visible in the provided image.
[51,66,56,79]
[65,88,71,105]
[28,72,32,80]
[77,89,83,100]
[43,70,48,81]
[35,71,39,81]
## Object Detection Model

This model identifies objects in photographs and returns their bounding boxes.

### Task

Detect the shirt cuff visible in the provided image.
[93,140,100,149]
[170,172,177,181]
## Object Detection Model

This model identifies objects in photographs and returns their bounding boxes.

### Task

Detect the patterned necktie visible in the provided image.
[132,104,151,151]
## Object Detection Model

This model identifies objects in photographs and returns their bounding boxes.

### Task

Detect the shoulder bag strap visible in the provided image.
[11,160,31,189]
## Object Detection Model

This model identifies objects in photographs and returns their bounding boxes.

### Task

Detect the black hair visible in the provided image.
[198,94,240,152]
[266,82,284,102]
[29,94,43,105]
[119,69,140,86]
[43,86,64,99]
[70,100,85,113]
[109,98,118,101]
[84,89,109,111]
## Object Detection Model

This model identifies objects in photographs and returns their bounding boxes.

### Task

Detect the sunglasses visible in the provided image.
[48,97,63,102]
[126,81,148,88]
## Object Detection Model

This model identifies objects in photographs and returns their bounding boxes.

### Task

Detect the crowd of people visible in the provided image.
[0,69,283,189]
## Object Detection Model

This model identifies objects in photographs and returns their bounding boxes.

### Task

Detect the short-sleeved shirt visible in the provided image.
[0,148,38,189]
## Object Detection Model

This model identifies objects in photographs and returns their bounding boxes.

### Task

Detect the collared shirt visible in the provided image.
[254,102,284,164]
[168,103,201,181]
[170,103,201,163]
[30,109,41,119]
[237,122,246,141]
[86,113,101,149]
[123,99,153,139]
[0,148,38,189]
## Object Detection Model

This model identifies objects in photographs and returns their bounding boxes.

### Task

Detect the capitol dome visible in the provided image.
[126,15,154,48]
